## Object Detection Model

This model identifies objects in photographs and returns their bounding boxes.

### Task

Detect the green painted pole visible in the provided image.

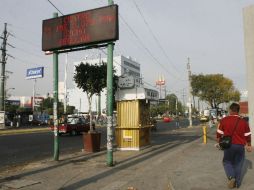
[107,0,114,167]
[53,12,59,161]
[106,42,114,166]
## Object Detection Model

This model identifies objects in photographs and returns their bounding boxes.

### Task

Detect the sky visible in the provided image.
[1,0,254,100]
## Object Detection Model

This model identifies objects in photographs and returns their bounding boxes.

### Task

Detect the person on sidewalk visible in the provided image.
[216,102,252,189]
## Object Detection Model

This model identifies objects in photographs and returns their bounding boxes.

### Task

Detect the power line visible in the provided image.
[132,0,183,75]
[119,14,183,81]
[46,0,64,15]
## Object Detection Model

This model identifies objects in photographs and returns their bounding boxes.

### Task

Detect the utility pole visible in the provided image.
[107,0,114,167]
[53,13,59,161]
[175,95,179,128]
[187,58,192,127]
[182,88,186,109]
[0,23,7,111]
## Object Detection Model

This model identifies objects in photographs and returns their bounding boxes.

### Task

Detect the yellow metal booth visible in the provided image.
[115,81,158,150]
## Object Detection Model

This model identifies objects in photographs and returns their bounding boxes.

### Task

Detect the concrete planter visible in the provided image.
[83,132,101,152]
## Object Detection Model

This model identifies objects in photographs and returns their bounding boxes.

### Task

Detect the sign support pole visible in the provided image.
[107,0,114,167]
[53,12,59,161]
[32,79,36,112]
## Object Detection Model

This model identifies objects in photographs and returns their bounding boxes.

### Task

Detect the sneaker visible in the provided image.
[235,182,240,188]
[228,177,236,189]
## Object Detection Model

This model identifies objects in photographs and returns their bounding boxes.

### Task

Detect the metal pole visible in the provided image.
[106,42,114,166]
[98,53,101,117]
[176,97,178,116]
[107,0,114,167]
[187,58,193,127]
[175,95,179,128]
[64,53,68,114]
[53,12,59,161]
[0,23,7,111]
[32,79,36,112]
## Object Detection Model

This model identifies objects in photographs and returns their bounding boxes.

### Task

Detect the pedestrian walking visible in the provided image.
[216,102,252,189]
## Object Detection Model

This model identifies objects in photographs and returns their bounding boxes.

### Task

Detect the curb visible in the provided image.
[0,127,50,136]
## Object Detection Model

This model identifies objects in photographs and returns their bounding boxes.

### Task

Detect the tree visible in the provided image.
[40,97,75,116]
[191,74,240,108]
[150,93,184,117]
[165,93,184,115]
[74,61,117,131]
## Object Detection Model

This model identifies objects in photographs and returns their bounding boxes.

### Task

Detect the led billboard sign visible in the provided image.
[42,5,119,51]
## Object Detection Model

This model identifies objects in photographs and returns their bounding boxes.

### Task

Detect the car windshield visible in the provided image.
[67,117,87,124]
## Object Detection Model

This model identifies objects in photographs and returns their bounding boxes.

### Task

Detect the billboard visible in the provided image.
[26,67,44,80]
[42,5,119,51]
[32,97,44,107]
[5,100,20,106]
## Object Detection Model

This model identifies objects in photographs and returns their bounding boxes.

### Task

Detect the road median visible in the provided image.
[0,127,50,136]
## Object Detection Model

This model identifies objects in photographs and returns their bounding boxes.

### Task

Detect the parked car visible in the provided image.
[50,116,95,136]
[163,117,172,123]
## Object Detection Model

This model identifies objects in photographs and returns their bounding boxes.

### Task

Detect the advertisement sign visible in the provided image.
[26,67,44,80]
[32,97,44,107]
[118,75,135,89]
[42,5,119,51]
[5,100,20,106]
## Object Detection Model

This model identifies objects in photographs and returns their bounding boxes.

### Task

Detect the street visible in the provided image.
[0,118,200,172]
[0,127,106,171]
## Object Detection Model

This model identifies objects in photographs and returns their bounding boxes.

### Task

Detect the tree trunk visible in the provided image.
[87,94,94,132]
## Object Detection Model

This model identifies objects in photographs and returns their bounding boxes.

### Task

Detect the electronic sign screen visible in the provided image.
[42,5,119,51]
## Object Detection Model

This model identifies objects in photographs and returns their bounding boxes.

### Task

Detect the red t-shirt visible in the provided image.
[217,114,251,145]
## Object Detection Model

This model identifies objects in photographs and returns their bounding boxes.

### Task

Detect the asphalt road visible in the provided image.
[0,118,200,171]
[0,127,107,170]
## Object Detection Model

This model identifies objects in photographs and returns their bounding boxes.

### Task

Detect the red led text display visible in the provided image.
[42,5,118,51]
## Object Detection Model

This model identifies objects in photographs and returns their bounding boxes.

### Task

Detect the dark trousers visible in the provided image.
[223,144,245,186]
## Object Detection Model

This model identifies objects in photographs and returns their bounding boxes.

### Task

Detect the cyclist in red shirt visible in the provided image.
[217,102,252,188]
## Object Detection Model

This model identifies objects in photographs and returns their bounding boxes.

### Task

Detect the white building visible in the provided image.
[67,55,141,113]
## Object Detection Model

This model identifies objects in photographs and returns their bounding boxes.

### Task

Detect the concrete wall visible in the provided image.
[243,5,254,144]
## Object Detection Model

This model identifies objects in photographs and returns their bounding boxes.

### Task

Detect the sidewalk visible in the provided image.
[0,125,253,190]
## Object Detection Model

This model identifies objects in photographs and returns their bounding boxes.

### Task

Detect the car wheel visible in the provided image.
[70,130,77,136]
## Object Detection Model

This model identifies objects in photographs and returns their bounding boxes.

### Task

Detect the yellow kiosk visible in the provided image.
[115,75,159,150]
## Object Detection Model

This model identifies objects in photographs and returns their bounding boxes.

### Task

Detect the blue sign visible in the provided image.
[26,67,44,79]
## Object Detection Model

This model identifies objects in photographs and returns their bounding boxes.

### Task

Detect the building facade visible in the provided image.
[67,55,141,113]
